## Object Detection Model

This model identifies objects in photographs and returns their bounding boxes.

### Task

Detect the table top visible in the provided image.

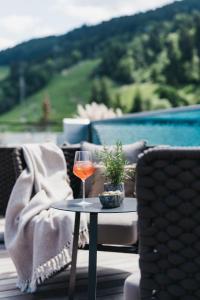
[51,197,137,214]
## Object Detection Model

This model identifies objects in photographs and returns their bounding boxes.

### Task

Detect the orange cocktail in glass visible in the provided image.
[73,151,95,206]
[73,161,95,181]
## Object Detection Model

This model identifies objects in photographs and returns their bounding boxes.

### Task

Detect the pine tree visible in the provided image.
[99,77,111,107]
[130,89,143,113]
[114,92,126,112]
[178,27,193,62]
[89,79,101,104]
[163,39,185,85]
[42,93,51,123]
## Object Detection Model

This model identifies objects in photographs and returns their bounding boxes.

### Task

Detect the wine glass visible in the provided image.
[73,151,95,206]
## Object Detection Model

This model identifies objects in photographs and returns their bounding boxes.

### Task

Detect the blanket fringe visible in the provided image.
[16,228,88,293]
[79,228,89,248]
[17,245,71,293]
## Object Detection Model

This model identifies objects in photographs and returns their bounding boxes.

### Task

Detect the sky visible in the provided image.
[0,0,176,51]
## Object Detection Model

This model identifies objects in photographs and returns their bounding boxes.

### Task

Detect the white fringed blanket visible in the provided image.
[5,143,88,292]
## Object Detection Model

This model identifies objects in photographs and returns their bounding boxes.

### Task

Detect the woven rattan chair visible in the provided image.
[0,147,17,216]
[0,147,18,242]
[124,147,200,300]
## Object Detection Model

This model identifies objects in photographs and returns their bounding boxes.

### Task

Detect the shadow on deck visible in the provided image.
[0,244,139,300]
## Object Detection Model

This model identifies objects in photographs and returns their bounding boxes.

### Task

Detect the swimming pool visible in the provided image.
[91,106,200,146]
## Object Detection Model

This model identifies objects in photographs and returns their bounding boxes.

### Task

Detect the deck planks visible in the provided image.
[0,244,139,300]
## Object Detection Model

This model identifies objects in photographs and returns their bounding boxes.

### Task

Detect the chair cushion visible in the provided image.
[1,213,138,245]
[124,273,140,300]
[81,140,147,164]
[0,217,5,243]
[95,212,138,245]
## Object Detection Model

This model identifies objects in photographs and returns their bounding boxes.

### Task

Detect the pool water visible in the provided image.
[91,107,200,146]
[150,109,200,120]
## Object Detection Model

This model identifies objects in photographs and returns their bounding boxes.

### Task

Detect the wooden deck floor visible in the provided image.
[0,243,139,300]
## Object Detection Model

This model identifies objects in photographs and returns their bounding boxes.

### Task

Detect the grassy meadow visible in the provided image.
[0,58,198,132]
[0,60,99,129]
[0,60,158,127]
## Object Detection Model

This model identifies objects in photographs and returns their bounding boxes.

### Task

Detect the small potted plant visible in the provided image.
[98,141,134,207]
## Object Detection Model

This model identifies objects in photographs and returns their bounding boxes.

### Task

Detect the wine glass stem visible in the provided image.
[82,180,85,203]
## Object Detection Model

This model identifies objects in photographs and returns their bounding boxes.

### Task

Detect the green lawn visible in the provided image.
[112,83,157,111]
[0,60,99,125]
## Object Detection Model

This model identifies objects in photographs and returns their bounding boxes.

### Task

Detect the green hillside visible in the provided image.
[0,67,9,80]
[0,60,155,121]
[0,59,160,130]
[1,0,200,129]
[0,60,98,129]
[0,0,199,66]
[0,60,197,132]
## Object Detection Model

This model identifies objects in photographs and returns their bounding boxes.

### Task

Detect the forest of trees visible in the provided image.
[1,0,200,115]
[90,8,200,111]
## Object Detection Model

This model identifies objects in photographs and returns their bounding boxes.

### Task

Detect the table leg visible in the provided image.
[88,213,98,300]
[68,212,80,300]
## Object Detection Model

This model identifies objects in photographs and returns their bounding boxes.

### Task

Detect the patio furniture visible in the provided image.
[5,143,80,292]
[52,197,137,300]
[6,145,138,252]
[0,147,17,243]
[124,147,200,300]
[0,147,16,216]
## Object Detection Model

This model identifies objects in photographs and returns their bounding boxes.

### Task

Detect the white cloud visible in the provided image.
[0,15,55,50]
[0,0,175,50]
[0,37,16,50]
[54,0,174,23]
[55,4,111,24]
[1,15,37,35]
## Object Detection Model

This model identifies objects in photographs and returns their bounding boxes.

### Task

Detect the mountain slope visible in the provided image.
[0,0,199,65]
[0,60,98,125]
[0,67,9,80]
[1,0,200,124]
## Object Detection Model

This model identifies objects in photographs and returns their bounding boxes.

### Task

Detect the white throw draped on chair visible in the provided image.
[5,143,88,292]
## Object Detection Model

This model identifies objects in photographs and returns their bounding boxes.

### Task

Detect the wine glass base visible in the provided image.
[76,201,92,206]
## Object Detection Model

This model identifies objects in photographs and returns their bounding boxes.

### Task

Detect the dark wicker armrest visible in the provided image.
[0,147,19,215]
[12,148,26,179]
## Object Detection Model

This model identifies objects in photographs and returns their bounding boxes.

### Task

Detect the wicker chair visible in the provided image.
[0,147,17,216]
[7,145,138,252]
[0,147,18,242]
[124,147,200,300]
